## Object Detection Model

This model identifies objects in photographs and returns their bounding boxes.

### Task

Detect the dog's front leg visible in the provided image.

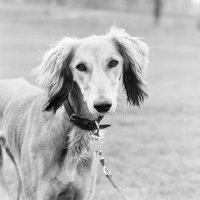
[86,153,98,200]
[73,153,98,200]
[19,138,60,200]
[20,157,51,200]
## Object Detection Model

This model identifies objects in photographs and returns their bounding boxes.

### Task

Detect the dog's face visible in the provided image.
[34,27,149,116]
[70,37,123,116]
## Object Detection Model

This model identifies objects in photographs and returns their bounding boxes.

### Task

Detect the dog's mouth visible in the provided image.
[85,112,104,122]
[91,107,113,121]
[97,114,104,121]
[57,191,74,200]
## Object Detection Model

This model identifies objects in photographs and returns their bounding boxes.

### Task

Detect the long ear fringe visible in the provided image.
[32,38,77,88]
[44,51,75,112]
[32,38,77,112]
[108,27,149,106]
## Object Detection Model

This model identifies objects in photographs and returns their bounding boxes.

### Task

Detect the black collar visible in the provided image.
[64,100,111,131]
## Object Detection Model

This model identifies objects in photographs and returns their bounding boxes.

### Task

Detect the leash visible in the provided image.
[91,122,131,200]
[97,150,131,200]
[64,99,131,200]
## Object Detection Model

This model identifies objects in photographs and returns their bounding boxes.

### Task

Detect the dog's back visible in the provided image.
[0,78,42,118]
[0,78,43,200]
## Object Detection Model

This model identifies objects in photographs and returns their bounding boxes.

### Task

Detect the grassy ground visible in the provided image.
[0,2,200,200]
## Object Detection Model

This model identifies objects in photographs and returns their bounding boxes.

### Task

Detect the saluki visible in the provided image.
[0,27,149,200]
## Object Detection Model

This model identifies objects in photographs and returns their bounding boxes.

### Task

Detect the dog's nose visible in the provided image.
[93,99,112,113]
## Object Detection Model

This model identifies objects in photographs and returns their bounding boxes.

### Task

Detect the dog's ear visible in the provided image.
[109,27,149,106]
[33,38,77,112]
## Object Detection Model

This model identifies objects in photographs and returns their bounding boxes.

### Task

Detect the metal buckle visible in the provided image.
[70,114,86,123]
[69,114,78,121]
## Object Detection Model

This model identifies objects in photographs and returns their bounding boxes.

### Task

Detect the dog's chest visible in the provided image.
[48,126,97,198]
[57,150,94,181]
[52,150,95,198]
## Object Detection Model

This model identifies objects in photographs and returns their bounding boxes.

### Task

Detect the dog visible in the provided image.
[0,27,149,200]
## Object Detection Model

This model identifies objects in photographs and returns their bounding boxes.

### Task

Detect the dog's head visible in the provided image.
[34,27,149,117]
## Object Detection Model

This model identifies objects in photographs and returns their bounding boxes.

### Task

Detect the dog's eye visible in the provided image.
[76,64,87,72]
[108,60,118,68]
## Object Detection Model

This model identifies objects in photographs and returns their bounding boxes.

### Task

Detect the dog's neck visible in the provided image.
[59,89,95,164]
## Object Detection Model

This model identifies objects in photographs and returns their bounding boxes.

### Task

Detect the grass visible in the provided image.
[0,2,200,200]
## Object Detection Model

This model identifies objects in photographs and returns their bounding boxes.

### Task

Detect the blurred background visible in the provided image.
[0,0,200,199]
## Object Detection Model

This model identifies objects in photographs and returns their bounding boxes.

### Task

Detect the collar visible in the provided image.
[64,99,111,131]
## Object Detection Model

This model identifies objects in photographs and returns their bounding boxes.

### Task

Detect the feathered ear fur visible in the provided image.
[108,27,149,106]
[32,38,77,112]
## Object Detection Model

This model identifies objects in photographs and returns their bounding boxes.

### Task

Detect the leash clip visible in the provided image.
[103,166,111,176]
[93,121,100,137]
